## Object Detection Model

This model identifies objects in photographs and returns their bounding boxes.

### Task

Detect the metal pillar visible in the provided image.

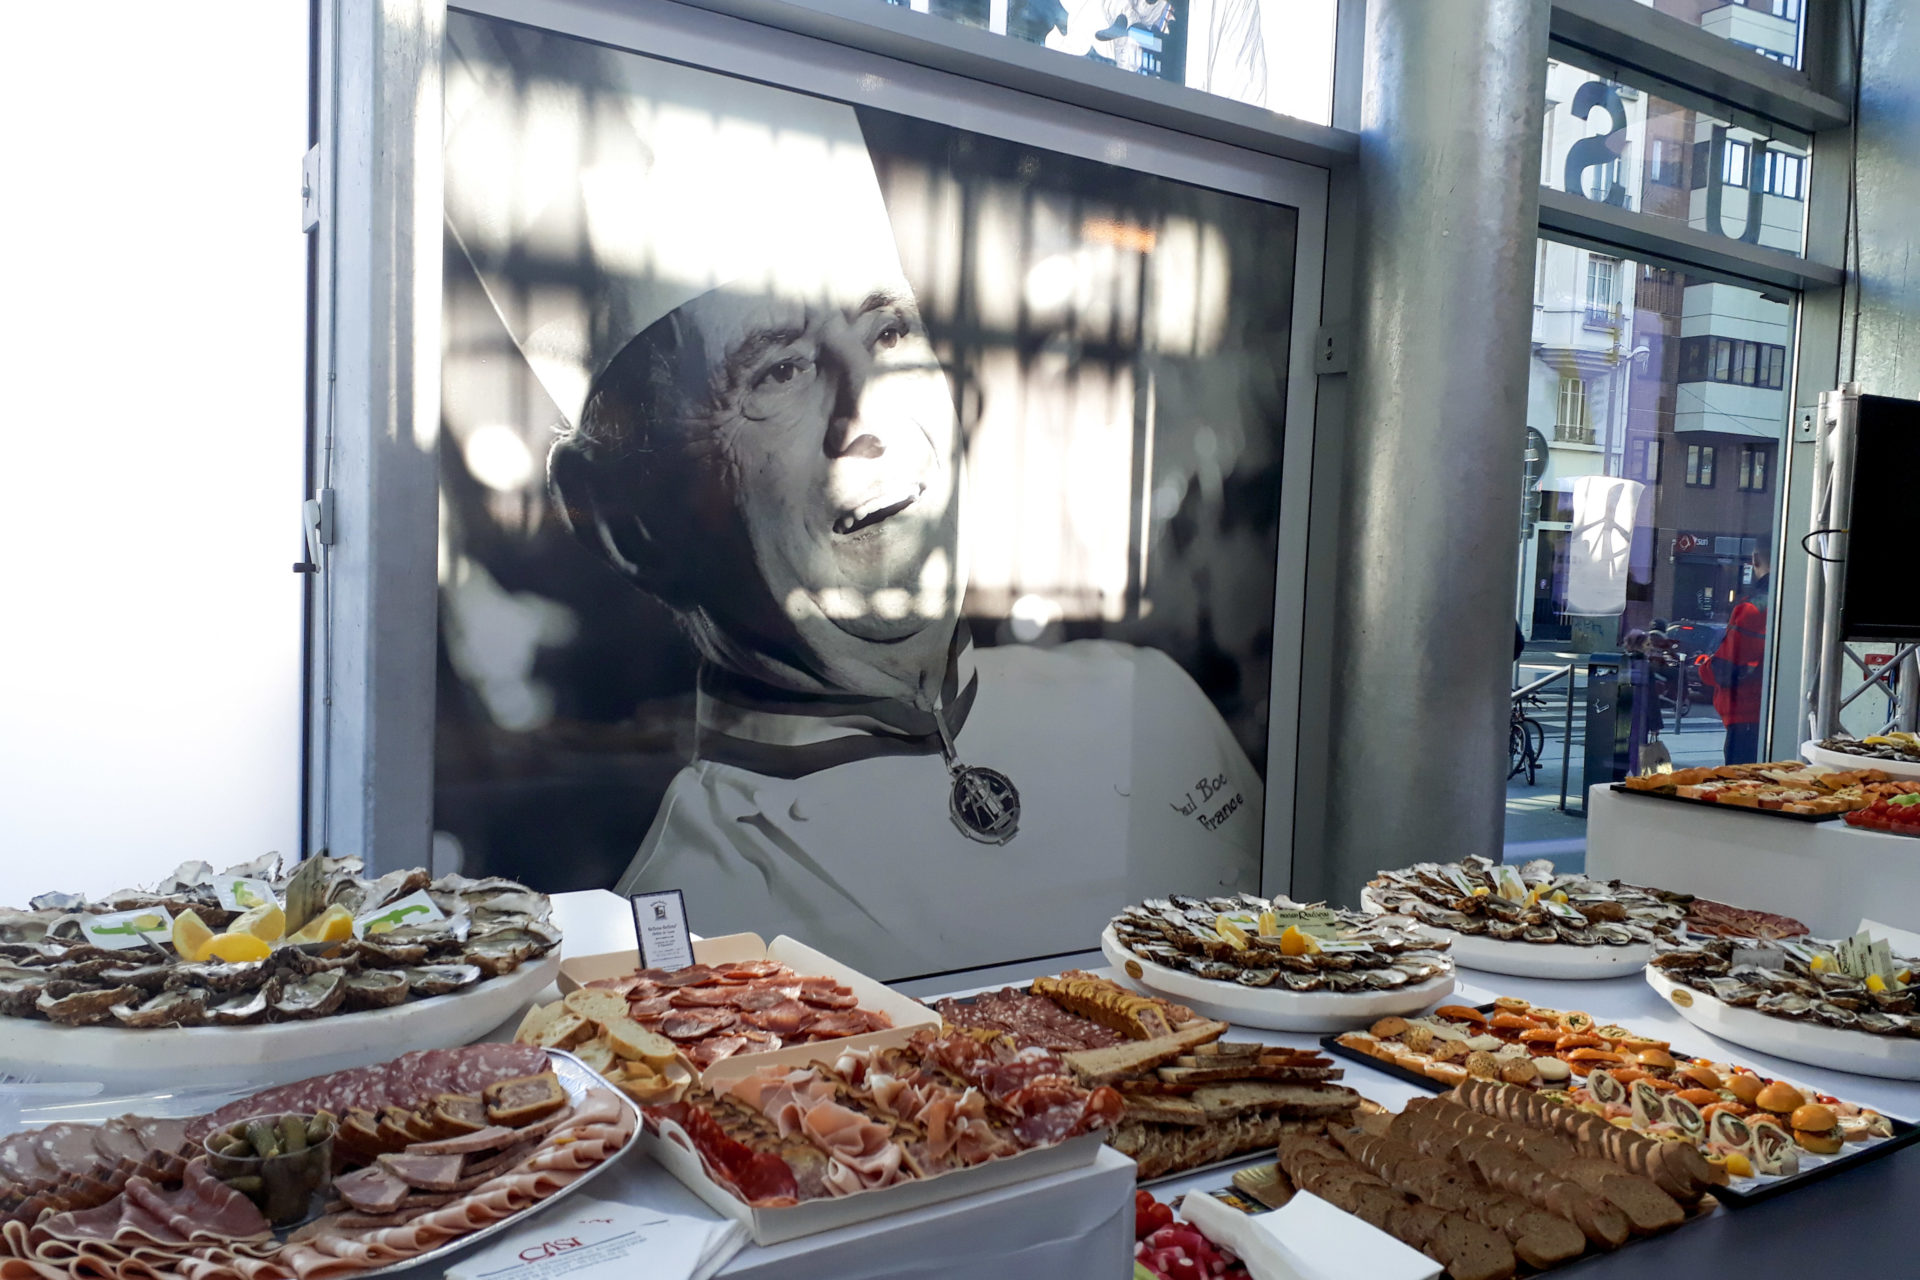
[310,0,445,871]
[1308,0,1549,904]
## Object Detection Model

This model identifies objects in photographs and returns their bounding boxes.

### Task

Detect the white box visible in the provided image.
[556,933,939,1089]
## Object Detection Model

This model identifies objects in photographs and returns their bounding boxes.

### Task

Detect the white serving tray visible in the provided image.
[1100,926,1454,1032]
[642,1113,1103,1246]
[1803,738,1920,781]
[558,934,938,1090]
[0,953,560,1090]
[1359,889,1652,980]
[1646,966,1920,1080]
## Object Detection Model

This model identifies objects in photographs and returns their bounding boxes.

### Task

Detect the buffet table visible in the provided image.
[1586,782,1920,936]
[527,890,1920,1278]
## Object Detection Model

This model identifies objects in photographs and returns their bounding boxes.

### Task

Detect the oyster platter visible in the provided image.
[1102,893,1454,1032]
[1648,932,1920,1079]
[1361,858,1683,980]
[0,856,562,1088]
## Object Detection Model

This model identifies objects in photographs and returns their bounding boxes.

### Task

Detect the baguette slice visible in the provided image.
[563,987,632,1026]
[603,1016,679,1067]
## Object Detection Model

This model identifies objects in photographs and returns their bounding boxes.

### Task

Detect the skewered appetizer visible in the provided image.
[1650,936,1920,1037]
[1365,857,1682,947]
[0,856,559,1028]
[1109,895,1451,993]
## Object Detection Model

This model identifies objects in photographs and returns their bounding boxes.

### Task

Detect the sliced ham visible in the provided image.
[798,988,860,1011]
[626,995,675,1019]
[686,1036,751,1068]
[731,988,796,1012]
[646,966,719,988]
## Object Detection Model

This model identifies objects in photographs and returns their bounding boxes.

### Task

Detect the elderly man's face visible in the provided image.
[680,282,960,647]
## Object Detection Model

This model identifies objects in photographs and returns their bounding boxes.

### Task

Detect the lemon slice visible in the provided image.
[230,902,286,944]
[287,903,354,946]
[171,909,215,962]
[202,932,273,964]
[1214,915,1249,950]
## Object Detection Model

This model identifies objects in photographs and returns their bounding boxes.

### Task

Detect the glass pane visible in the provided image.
[1509,238,1791,864]
[1542,59,1808,255]
[879,0,1337,124]
[440,12,1300,977]
[1633,0,1803,71]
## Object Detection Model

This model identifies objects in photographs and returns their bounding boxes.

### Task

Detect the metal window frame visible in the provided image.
[310,0,1345,888]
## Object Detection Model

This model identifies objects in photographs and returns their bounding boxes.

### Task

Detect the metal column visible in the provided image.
[1308,0,1549,904]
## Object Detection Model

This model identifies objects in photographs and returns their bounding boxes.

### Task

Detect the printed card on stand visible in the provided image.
[631,891,695,972]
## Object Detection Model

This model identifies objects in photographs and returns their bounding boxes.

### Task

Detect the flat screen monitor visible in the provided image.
[1841,394,1920,641]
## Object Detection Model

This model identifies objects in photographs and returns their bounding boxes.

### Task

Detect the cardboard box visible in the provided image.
[641,1113,1105,1244]
[557,933,938,1088]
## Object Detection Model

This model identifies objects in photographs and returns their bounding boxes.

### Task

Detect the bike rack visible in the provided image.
[1512,664,1580,814]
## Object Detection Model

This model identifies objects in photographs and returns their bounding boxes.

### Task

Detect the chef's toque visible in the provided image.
[442,12,907,429]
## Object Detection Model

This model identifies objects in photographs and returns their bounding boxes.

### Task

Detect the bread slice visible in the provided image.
[603,1017,679,1067]
[1156,1063,1342,1085]
[563,988,632,1026]
[1059,1020,1228,1085]
[1121,1094,1207,1126]
[1191,1082,1360,1121]
[513,1000,566,1045]
[573,1034,616,1075]
[525,1009,592,1051]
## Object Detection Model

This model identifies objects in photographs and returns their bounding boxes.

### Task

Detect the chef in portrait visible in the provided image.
[444,17,1264,977]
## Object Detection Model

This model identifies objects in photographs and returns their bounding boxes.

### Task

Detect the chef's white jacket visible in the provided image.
[615,640,1264,978]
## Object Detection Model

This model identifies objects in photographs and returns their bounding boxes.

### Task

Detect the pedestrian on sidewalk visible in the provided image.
[1699,550,1769,765]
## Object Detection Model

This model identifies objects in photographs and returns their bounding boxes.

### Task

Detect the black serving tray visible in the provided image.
[1607,783,1843,822]
[1320,1002,1920,1206]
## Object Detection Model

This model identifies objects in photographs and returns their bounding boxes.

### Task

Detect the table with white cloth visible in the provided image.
[501,890,1920,1277]
[1585,781,1920,936]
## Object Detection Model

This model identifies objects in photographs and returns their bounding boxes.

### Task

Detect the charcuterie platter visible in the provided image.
[1101,894,1454,1032]
[0,857,562,1087]
[0,1045,639,1279]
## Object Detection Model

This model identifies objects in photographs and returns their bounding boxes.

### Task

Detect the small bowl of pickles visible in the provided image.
[202,1112,337,1227]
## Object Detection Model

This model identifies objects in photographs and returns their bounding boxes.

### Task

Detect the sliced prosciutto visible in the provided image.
[660,1008,738,1040]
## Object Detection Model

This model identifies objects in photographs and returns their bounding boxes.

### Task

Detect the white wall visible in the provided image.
[0,5,309,904]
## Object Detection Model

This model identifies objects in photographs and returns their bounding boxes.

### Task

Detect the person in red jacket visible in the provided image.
[1699,551,1769,765]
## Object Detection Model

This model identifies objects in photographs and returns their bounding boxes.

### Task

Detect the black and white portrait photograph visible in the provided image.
[437,12,1299,977]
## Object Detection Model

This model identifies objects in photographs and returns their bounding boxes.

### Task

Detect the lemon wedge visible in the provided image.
[171,909,215,962]
[229,902,286,944]
[1279,925,1321,957]
[1810,952,1831,972]
[1723,1151,1754,1178]
[287,903,354,946]
[1256,910,1279,938]
[1867,973,1888,993]
[1214,915,1249,950]
[202,932,273,964]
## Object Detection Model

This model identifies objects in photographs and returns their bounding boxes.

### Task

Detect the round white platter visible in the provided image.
[1645,965,1920,1080]
[1802,738,1920,781]
[0,952,560,1090]
[1101,925,1454,1032]
[1359,889,1653,981]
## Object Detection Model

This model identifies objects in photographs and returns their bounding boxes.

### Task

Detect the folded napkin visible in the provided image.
[1179,1189,1441,1280]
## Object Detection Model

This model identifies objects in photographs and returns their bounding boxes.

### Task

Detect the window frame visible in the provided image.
[1686,443,1718,488]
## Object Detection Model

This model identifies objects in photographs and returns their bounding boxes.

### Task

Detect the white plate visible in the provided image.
[1646,966,1920,1080]
[1100,926,1454,1032]
[0,953,560,1090]
[1803,738,1920,780]
[1359,890,1652,980]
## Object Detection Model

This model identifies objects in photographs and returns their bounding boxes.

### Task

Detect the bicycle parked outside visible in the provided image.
[1510,690,1547,785]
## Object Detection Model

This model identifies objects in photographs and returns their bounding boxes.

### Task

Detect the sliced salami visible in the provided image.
[660,1009,738,1040]
[742,999,815,1038]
